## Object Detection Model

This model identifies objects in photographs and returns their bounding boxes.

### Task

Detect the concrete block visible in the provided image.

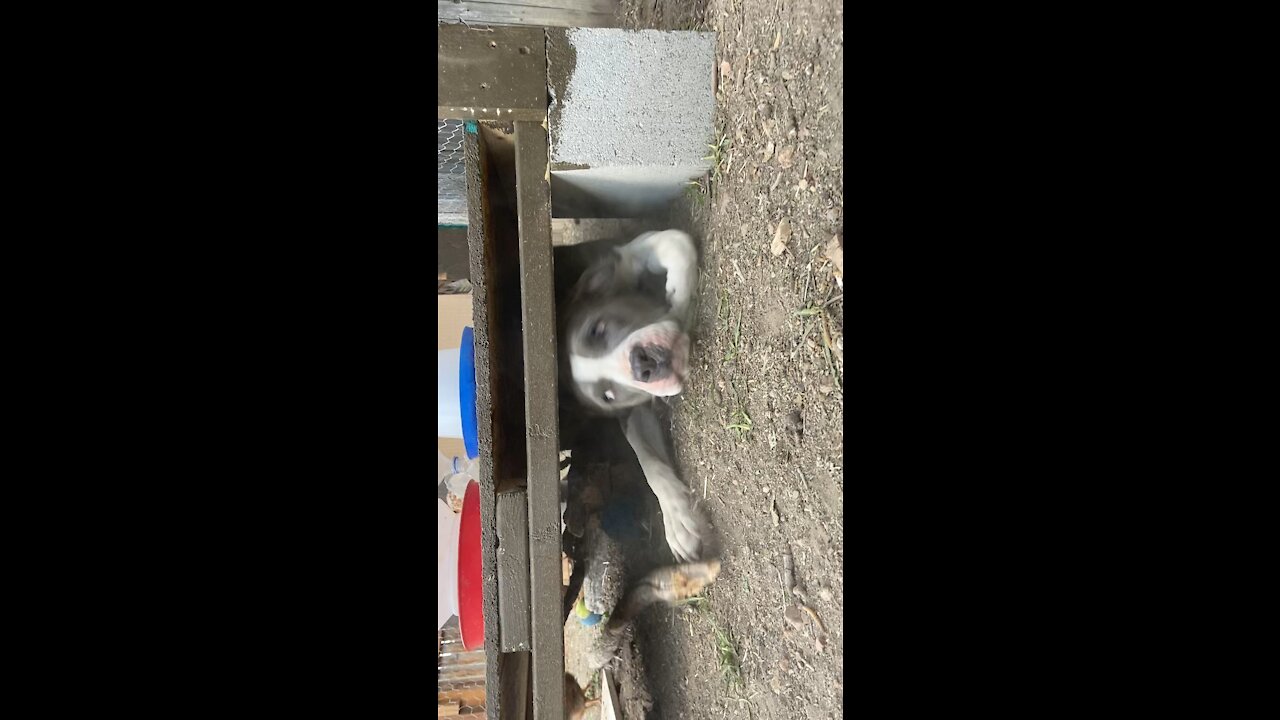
[548,28,716,216]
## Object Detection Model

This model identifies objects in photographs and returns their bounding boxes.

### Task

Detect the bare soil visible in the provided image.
[567,2,845,718]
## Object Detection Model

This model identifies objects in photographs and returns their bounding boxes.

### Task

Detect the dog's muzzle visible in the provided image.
[630,344,672,383]
[620,322,688,396]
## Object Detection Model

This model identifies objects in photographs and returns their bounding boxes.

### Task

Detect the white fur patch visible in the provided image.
[626,230,697,323]
[569,352,625,384]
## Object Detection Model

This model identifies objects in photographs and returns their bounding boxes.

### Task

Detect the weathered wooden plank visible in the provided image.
[439,0,619,28]
[514,118,563,720]
[599,669,620,720]
[437,686,487,707]
[444,9,617,28]
[499,651,531,720]
[496,490,532,651]
[453,0,616,10]
[438,106,546,122]
[438,24,548,117]
[462,121,505,720]
[550,218,645,247]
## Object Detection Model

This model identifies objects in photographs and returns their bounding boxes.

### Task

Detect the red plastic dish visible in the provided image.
[457,479,485,650]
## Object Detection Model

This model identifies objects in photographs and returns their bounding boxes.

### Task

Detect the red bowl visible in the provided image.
[457,479,485,650]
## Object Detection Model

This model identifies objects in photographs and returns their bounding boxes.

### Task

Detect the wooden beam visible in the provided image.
[438,106,546,121]
[462,120,505,720]
[438,24,548,119]
[439,1,620,29]
[599,669,621,720]
[438,686,487,708]
[497,490,532,651]
[514,118,563,719]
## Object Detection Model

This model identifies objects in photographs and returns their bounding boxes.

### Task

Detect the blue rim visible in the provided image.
[459,326,479,458]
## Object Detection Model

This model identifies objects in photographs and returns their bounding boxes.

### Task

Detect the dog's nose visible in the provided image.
[630,344,672,383]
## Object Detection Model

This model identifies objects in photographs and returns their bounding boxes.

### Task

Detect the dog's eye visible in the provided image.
[591,319,607,338]
[603,389,615,403]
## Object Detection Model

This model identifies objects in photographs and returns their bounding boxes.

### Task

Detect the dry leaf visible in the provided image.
[771,29,781,51]
[771,219,792,256]
[825,235,844,276]
[762,140,775,162]
[776,145,795,168]
[719,60,731,84]
[800,604,829,635]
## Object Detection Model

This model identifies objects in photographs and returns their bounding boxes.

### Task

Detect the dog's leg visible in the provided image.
[618,230,698,323]
[585,560,722,672]
[608,560,722,629]
[621,404,707,562]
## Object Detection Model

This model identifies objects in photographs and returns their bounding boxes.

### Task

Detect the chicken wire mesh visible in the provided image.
[438,622,486,717]
[439,120,469,227]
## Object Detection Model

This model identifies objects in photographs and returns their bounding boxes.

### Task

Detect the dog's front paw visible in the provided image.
[654,232,697,321]
[658,493,707,563]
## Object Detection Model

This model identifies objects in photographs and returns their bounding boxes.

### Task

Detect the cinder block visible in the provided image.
[548,28,716,216]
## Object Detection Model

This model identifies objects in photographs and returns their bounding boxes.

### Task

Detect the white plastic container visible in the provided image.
[438,451,476,499]
[438,498,461,630]
[438,348,464,437]
[438,326,478,458]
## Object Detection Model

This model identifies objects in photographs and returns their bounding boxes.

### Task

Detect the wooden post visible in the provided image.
[515,118,564,720]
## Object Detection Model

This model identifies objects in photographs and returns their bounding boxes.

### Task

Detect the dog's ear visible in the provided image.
[573,254,619,301]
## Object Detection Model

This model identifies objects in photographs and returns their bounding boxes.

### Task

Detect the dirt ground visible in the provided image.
[566,2,845,719]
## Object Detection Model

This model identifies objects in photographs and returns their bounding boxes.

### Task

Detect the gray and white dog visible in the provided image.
[557,229,708,564]
[556,229,727,710]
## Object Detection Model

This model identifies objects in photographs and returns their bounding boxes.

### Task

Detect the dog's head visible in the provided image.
[563,251,691,414]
